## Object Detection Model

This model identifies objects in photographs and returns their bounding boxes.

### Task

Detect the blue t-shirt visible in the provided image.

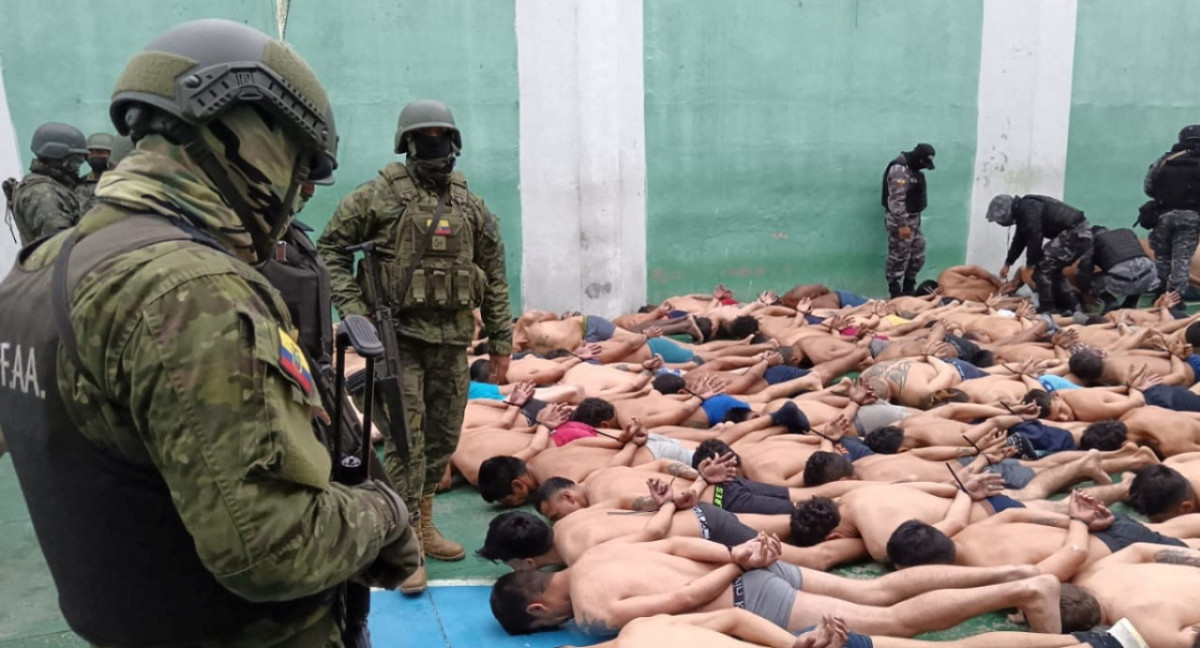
[701,394,752,425]
[468,381,504,401]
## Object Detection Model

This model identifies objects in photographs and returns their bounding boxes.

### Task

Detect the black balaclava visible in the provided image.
[407,130,457,187]
[904,143,936,170]
[87,154,110,177]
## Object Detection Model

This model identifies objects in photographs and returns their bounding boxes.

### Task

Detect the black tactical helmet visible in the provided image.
[86,133,115,152]
[394,99,461,155]
[109,18,337,182]
[30,122,88,161]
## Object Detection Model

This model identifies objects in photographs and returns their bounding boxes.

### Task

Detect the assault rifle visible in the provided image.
[329,314,384,648]
[346,241,412,460]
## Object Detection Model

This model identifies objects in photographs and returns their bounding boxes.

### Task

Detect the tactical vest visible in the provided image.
[1149,149,1200,210]
[259,222,333,364]
[880,155,927,214]
[0,215,328,647]
[1092,228,1146,271]
[377,164,486,311]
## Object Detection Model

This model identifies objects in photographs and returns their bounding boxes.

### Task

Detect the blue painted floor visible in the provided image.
[370,586,600,648]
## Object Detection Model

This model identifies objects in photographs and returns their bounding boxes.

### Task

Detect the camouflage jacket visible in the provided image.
[21,200,403,647]
[884,163,919,227]
[74,171,100,213]
[12,162,81,245]
[317,161,513,355]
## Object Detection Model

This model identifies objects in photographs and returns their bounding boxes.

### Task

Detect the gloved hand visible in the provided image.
[354,481,421,589]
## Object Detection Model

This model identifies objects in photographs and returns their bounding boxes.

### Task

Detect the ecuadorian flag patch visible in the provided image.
[425,218,452,235]
[278,328,314,395]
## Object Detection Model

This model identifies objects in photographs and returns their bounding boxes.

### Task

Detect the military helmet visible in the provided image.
[30,122,88,160]
[394,99,461,154]
[109,18,337,181]
[1179,125,1200,143]
[86,132,115,152]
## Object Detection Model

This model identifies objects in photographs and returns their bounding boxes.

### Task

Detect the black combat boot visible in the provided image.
[902,278,916,297]
[888,281,903,299]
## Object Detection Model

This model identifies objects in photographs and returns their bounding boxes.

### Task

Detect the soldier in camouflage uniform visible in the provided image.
[0,19,418,648]
[1144,125,1200,299]
[74,132,115,211]
[881,143,936,297]
[988,193,1093,315]
[318,99,513,593]
[9,122,87,245]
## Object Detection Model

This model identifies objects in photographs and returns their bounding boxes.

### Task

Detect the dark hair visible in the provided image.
[691,438,740,470]
[863,425,905,454]
[1186,321,1200,349]
[694,316,713,342]
[652,373,687,395]
[490,570,555,634]
[776,346,796,365]
[886,520,956,567]
[478,511,554,562]
[916,280,939,296]
[570,398,616,427]
[1022,389,1051,419]
[637,304,657,314]
[971,349,996,368]
[1068,350,1104,382]
[530,477,577,515]
[790,497,839,546]
[919,388,969,410]
[543,348,573,360]
[1084,315,1107,325]
[478,456,528,504]
[1128,465,1194,518]
[1079,420,1127,451]
[803,451,855,486]
[470,358,492,383]
[722,407,755,424]
[1058,583,1102,633]
[728,315,760,339]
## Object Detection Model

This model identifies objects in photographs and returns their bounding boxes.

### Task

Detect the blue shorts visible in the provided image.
[946,357,987,381]
[835,290,869,308]
[1144,384,1200,413]
[647,337,700,364]
[1188,354,1200,385]
[838,437,875,461]
[583,315,617,342]
[795,628,873,648]
[702,394,753,426]
[980,494,1026,514]
[1011,420,1077,453]
[764,365,811,385]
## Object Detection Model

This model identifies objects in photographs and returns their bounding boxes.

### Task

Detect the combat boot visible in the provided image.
[420,494,466,561]
[901,278,916,297]
[399,508,427,595]
[888,281,903,299]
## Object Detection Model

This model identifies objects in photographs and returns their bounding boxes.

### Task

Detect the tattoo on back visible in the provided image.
[631,496,656,512]
[1155,549,1200,568]
[882,360,912,393]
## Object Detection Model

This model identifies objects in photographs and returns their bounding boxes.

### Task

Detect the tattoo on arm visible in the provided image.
[1031,517,1066,528]
[631,496,657,512]
[577,616,618,637]
[1154,549,1200,568]
[667,461,699,480]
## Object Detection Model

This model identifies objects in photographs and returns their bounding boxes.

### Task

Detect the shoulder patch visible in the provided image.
[278,328,314,395]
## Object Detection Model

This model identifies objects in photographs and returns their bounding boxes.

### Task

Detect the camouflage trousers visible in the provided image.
[1149,209,1200,294]
[1035,221,1093,313]
[885,214,926,284]
[379,337,469,513]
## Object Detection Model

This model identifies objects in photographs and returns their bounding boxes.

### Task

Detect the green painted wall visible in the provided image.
[644,0,983,300]
[1063,0,1200,232]
[0,0,522,304]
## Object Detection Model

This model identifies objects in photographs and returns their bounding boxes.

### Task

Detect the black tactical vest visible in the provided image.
[1091,228,1146,271]
[1149,149,1200,210]
[880,155,927,214]
[0,215,328,647]
[259,222,333,364]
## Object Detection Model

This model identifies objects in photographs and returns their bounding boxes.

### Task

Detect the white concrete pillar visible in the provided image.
[517,0,646,315]
[966,0,1078,271]
[0,61,23,279]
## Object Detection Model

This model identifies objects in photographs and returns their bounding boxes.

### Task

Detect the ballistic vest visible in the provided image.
[880,155,927,214]
[0,215,328,647]
[1091,228,1146,271]
[1149,149,1200,210]
[259,222,333,364]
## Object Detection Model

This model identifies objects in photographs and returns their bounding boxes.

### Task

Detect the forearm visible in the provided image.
[932,489,973,537]
[1036,519,1090,581]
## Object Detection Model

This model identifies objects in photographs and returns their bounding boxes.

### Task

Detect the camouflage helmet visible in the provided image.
[109,18,337,181]
[30,122,88,160]
[394,99,461,154]
[86,132,115,152]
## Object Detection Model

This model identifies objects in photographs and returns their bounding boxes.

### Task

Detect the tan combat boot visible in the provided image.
[419,494,465,561]
[399,535,426,595]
